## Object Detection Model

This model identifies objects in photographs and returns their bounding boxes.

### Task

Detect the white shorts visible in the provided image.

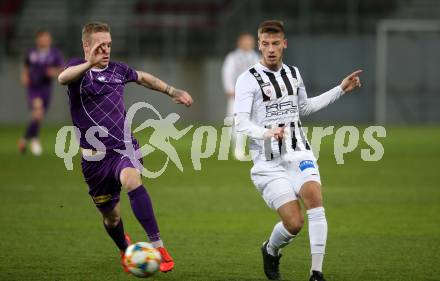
[250,150,321,210]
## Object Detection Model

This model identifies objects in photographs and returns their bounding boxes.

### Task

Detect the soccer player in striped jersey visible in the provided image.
[58,22,193,274]
[222,33,260,160]
[234,20,362,281]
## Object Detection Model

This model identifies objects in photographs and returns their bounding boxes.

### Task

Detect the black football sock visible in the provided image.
[24,120,40,140]
[104,219,128,251]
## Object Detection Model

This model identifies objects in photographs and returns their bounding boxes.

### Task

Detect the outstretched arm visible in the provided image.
[299,69,362,116]
[58,42,106,85]
[57,61,91,85]
[135,71,193,107]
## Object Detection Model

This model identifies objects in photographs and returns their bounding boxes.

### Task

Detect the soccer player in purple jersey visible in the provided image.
[58,22,193,274]
[18,30,63,155]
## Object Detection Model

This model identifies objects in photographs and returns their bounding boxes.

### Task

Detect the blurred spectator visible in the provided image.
[222,33,259,160]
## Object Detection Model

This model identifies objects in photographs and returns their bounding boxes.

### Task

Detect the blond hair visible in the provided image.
[82,22,110,42]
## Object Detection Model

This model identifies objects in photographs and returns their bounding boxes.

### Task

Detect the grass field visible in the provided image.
[0,125,439,281]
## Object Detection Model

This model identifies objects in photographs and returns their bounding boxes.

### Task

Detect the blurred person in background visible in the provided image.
[18,29,63,155]
[222,33,259,161]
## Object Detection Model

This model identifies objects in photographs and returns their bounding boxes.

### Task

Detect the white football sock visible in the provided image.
[151,239,164,248]
[30,139,42,156]
[267,221,296,256]
[307,207,327,273]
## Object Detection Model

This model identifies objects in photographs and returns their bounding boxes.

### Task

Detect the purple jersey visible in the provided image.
[25,47,63,91]
[65,58,139,150]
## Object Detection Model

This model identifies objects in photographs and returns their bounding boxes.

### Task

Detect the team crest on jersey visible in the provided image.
[262,84,272,98]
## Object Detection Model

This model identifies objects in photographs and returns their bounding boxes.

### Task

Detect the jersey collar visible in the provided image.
[258,62,284,73]
[91,65,109,72]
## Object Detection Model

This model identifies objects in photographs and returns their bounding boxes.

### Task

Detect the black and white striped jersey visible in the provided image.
[234,62,344,161]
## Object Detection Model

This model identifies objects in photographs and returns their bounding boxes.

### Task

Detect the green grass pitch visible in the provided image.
[0,125,439,281]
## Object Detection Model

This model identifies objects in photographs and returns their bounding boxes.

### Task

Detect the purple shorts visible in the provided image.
[81,142,142,214]
[27,88,51,111]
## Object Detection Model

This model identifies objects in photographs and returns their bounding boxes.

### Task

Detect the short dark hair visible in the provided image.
[258,20,285,37]
[238,32,253,39]
[82,22,110,42]
[35,29,50,38]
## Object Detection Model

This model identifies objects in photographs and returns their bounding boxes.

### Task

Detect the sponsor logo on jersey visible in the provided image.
[265,101,298,118]
[97,76,107,82]
[299,160,315,171]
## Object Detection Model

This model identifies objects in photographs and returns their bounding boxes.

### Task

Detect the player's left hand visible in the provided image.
[340,70,362,93]
[171,89,193,107]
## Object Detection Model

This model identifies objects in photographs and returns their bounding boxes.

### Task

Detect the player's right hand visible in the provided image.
[264,126,285,140]
[171,89,193,107]
[87,41,106,66]
[341,70,362,93]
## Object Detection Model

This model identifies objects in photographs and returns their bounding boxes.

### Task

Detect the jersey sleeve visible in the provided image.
[296,67,345,116]
[221,53,235,94]
[235,112,268,139]
[234,71,257,115]
[122,64,138,83]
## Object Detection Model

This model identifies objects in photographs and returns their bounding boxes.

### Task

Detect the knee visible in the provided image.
[31,99,45,121]
[120,169,142,191]
[32,107,44,121]
[300,181,323,209]
[284,216,304,235]
[103,214,121,228]
[307,198,323,210]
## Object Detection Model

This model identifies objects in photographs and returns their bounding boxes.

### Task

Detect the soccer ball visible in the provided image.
[124,242,162,278]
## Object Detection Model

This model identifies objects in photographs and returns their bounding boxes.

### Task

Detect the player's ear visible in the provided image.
[283,39,288,49]
[82,40,89,52]
[258,40,262,51]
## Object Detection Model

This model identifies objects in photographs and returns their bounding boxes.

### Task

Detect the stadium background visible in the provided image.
[0,1,439,281]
